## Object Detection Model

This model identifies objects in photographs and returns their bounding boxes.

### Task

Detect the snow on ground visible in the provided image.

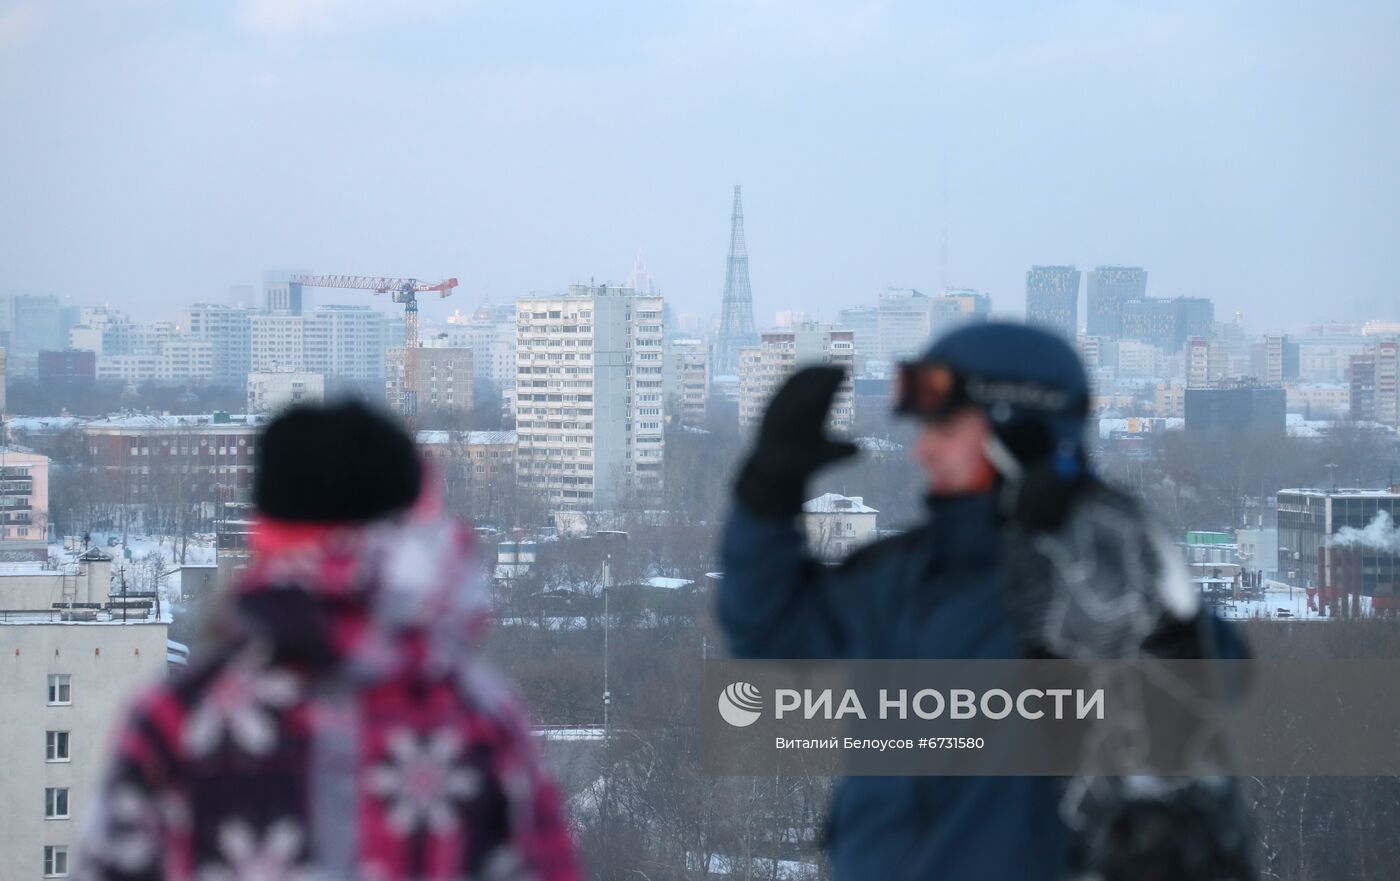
[1212,585,1373,621]
[50,531,217,607]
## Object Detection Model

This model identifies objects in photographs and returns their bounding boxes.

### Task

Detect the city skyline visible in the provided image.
[2,2,1397,332]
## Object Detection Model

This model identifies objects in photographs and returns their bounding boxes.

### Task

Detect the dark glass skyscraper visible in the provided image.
[1025,266,1080,338]
[1086,266,1147,338]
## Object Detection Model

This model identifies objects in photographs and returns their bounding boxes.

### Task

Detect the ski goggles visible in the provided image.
[895,361,1087,423]
[893,361,972,423]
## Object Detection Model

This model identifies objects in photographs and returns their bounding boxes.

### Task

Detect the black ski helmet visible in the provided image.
[895,321,1091,478]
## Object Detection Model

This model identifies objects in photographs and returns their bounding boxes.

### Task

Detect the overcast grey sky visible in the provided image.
[1,0,1396,332]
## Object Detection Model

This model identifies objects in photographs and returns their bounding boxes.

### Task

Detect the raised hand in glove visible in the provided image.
[734,366,859,518]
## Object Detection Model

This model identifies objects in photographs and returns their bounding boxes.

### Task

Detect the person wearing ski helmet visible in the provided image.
[718,321,1251,881]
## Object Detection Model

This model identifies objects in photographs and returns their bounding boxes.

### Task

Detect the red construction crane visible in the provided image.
[288,274,458,418]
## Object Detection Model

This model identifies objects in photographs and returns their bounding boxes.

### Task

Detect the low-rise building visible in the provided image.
[0,549,182,880]
[1285,382,1351,419]
[0,449,49,552]
[803,493,878,561]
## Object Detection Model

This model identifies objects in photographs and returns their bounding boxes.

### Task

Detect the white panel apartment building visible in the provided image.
[250,313,305,373]
[515,284,664,510]
[311,306,388,383]
[182,304,253,390]
[247,371,325,414]
[96,339,214,385]
[0,549,176,881]
[249,306,388,385]
[443,304,518,391]
[739,324,855,431]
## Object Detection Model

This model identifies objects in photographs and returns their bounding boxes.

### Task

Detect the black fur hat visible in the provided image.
[253,400,422,523]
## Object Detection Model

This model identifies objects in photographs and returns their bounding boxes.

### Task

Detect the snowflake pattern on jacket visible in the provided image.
[76,511,581,881]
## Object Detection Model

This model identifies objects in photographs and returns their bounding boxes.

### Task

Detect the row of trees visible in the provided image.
[1099,422,1400,536]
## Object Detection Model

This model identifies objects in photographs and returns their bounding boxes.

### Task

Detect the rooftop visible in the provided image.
[416,430,517,446]
[804,493,879,515]
[1278,487,1400,499]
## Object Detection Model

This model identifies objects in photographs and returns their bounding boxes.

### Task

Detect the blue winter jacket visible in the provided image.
[718,491,1071,881]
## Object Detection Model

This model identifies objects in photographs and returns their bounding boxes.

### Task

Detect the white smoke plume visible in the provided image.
[1333,510,1400,553]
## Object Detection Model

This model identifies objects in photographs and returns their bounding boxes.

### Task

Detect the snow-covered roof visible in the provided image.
[34,413,264,432]
[644,576,694,590]
[0,562,59,576]
[855,436,903,452]
[1278,487,1400,499]
[535,727,605,741]
[415,430,517,446]
[1284,413,1394,438]
[1097,417,1183,438]
[803,493,878,514]
[1,416,82,433]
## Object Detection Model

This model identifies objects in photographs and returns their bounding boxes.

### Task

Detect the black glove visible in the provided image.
[734,366,859,518]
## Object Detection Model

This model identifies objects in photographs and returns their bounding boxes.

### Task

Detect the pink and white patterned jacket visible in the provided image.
[77,510,581,881]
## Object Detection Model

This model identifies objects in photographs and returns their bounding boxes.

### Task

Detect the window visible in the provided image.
[45,788,69,819]
[47,674,71,705]
[44,845,68,877]
[46,731,70,762]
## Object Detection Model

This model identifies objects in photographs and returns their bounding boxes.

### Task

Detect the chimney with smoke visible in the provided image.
[1333,510,1400,553]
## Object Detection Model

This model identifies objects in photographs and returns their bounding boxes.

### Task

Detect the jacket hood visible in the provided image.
[227,510,488,683]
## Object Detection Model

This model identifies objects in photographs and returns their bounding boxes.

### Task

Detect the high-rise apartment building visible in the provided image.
[1086,266,1147,338]
[450,304,518,390]
[182,304,253,390]
[387,346,474,415]
[96,340,215,386]
[515,284,664,510]
[250,313,305,373]
[874,288,933,364]
[1025,266,1081,338]
[1185,336,1212,388]
[738,324,855,430]
[5,294,65,357]
[308,306,387,384]
[836,306,878,368]
[1349,353,1376,422]
[1374,337,1399,426]
[249,306,388,386]
[663,338,710,427]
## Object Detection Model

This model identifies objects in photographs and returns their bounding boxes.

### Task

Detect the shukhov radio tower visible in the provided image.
[715,185,758,376]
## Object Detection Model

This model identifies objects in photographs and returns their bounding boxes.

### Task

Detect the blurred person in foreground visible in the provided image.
[78,401,580,881]
[719,322,1253,881]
